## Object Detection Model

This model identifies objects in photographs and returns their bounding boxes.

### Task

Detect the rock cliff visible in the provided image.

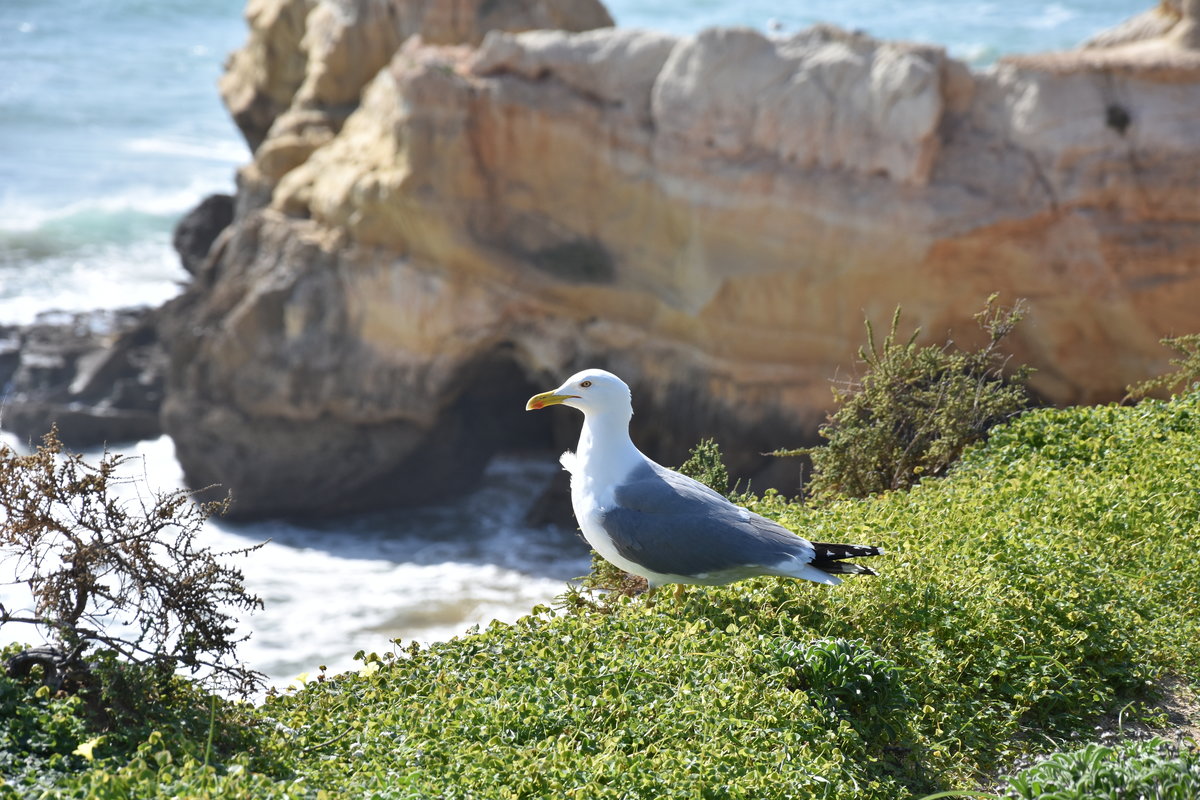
[162,0,1200,517]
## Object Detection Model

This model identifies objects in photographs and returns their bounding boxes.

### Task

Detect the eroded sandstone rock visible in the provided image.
[221,0,613,211]
[1084,0,1196,50]
[162,2,1200,517]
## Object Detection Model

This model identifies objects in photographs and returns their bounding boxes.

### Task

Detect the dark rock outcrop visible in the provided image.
[1,309,166,448]
[173,193,235,276]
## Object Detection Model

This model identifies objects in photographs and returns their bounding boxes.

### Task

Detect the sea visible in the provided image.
[0,0,1141,691]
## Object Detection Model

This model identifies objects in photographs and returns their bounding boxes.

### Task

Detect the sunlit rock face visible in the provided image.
[162,0,1200,517]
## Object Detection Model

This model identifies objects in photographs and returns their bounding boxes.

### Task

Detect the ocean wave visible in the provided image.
[0,237,187,324]
[1024,2,1077,31]
[125,135,248,163]
[0,207,175,257]
[0,177,232,250]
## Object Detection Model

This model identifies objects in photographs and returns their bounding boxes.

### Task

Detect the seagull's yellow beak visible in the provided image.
[526,390,577,411]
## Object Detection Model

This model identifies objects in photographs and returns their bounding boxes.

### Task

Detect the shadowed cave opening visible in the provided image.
[447,349,561,462]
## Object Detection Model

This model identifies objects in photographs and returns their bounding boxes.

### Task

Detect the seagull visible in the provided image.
[526,368,882,591]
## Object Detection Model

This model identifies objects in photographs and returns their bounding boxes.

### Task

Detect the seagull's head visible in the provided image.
[525,368,632,418]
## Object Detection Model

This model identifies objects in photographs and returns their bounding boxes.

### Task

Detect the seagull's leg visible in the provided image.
[674,583,685,602]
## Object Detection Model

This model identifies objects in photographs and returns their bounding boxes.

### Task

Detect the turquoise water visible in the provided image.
[0,0,1143,687]
[607,0,1139,63]
[0,0,247,322]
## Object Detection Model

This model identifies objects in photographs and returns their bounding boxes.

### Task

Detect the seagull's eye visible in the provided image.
[580,380,592,388]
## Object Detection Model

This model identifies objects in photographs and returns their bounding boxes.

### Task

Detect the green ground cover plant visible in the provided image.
[0,644,282,798]
[2,393,1198,798]
[1003,738,1200,800]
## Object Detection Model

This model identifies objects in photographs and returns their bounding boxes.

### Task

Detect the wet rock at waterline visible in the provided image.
[0,308,166,448]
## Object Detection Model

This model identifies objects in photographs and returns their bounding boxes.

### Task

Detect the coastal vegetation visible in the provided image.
[775,298,1031,504]
[1126,333,1200,401]
[2,333,1198,798]
[0,429,265,698]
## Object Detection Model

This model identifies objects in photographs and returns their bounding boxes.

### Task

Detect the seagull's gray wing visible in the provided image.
[599,461,814,579]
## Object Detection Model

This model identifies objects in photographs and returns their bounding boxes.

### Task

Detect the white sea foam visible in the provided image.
[0,173,237,324]
[0,433,586,692]
[0,238,187,325]
[125,135,247,163]
[1025,3,1077,30]
[0,176,234,235]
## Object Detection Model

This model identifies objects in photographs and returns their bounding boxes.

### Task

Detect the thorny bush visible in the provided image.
[0,428,264,698]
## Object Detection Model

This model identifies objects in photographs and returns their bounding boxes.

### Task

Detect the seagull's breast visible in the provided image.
[568,454,656,579]
[570,460,618,547]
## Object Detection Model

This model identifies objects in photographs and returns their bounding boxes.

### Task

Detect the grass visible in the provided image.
[2,394,1199,798]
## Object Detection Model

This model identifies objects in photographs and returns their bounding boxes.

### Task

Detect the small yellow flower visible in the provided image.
[74,737,103,761]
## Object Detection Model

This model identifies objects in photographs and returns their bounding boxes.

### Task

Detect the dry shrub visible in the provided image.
[0,428,264,697]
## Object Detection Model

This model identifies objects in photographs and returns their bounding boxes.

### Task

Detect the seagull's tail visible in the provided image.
[809,542,884,578]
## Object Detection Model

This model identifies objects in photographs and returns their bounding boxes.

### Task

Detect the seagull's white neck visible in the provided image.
[574,406,644,489]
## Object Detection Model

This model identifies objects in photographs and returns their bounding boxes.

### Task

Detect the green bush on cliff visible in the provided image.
[678,437,730,495]
[4,392,1200,798]
[780,297,1031,503]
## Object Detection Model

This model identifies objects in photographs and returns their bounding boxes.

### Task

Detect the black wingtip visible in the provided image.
[809,541,884,577]
[817,561,878,576]
[810,542,884,560]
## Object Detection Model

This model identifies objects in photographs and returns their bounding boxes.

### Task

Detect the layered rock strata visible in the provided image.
[162,0,1200,516]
